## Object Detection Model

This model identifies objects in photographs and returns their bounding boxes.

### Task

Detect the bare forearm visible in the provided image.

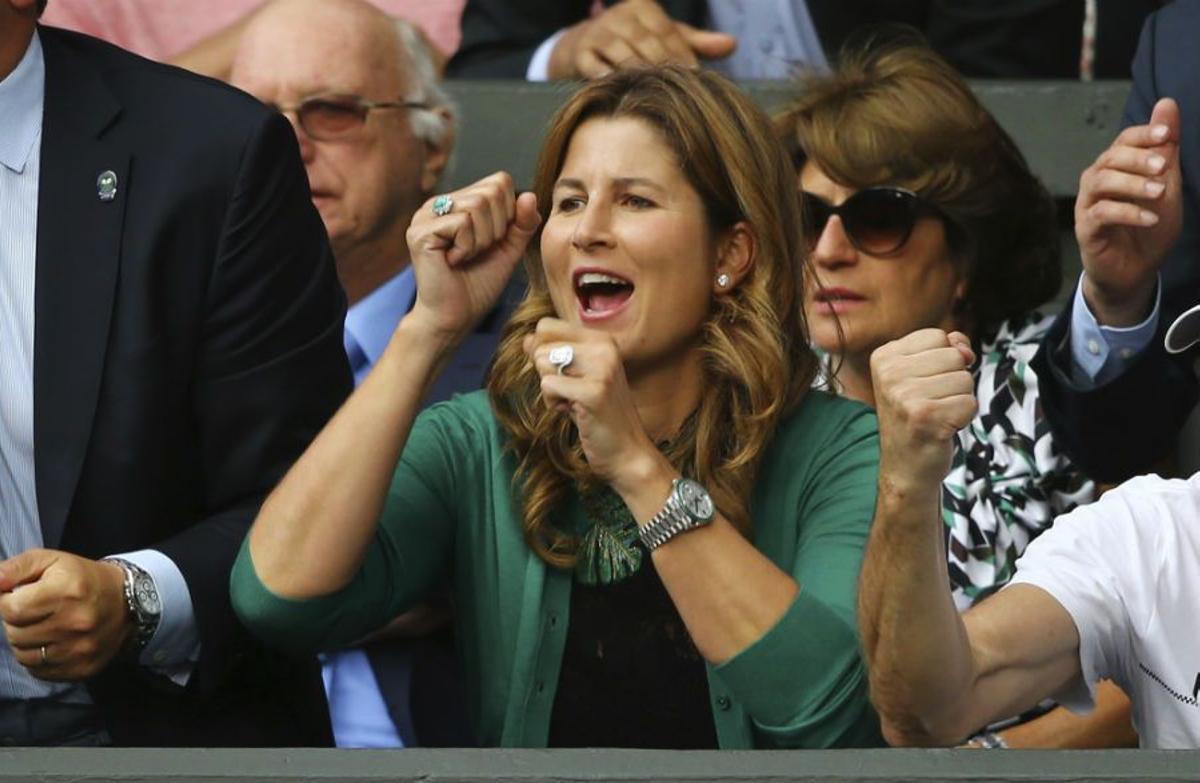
[248,315,457,598]
[999,680,1136,749]
[860,478,977,745]
[616,458,797,664]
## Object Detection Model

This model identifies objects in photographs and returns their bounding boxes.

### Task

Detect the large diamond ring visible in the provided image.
[548,345,574,375]
[39,645,49,667]
[431,194,454,217]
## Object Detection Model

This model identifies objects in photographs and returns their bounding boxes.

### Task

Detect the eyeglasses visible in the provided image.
[801,187,938,256]
[269,93,429,141]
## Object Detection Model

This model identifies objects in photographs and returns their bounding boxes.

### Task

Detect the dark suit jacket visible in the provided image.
[926,0,1163,79]
[1031,1,1200,483]
[446,0,923,79]
[35,27,351,745]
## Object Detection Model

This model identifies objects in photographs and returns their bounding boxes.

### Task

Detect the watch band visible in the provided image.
[968,731,1009,749]
[638,478,714,550]
[106,558,161,654]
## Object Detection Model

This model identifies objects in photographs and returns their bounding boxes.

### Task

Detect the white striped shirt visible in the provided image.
[0,32,77,701]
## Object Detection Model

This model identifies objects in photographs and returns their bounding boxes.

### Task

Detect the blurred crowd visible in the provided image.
[0,0,1196,754]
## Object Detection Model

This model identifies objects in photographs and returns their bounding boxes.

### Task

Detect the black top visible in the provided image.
[547,556,718,749]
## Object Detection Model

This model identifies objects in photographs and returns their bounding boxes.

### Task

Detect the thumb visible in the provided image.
[510,192,541,241]
[1148,97,1181,146]
[947,331,975,367]
[677,23,737,60]
[0,549,58,592]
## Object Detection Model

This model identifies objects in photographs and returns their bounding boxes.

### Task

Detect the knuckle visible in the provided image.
[907,399,936,427]
[64,578,87,602]
[70,610,98,634]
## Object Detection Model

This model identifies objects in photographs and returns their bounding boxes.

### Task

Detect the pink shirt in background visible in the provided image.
[40,0,465,60]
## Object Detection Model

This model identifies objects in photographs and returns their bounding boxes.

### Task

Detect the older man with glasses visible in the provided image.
[229,0,514,750]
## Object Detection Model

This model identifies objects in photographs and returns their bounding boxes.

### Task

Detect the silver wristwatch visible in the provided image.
[106,558,162,655]
[638,478,716,550]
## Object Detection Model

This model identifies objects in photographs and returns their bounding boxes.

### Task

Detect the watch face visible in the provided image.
[135,577,162,615]
[677,479,715,521]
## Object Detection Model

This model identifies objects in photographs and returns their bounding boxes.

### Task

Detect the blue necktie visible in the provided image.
[345,333,369,386]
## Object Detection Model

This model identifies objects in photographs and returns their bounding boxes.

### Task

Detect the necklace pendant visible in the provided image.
[577,521,642,585]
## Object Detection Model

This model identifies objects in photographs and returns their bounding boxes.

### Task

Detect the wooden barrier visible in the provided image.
[2,747,1200,783]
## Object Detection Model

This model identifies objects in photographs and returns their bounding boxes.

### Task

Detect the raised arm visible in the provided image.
[859,329,1084,745]
[245,174,539,600]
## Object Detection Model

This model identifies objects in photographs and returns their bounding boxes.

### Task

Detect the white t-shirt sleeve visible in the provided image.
[1005,480,1151,713]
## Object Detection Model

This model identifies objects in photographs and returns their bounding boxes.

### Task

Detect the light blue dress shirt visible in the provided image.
[1068,272,1160,386]
[324,265,416,748]
[0,32,197,702]
[342,267,417,386]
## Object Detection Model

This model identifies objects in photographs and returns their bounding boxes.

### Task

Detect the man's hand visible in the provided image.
[871,329,977,496]
[1075,97,1183,327]
[0,549,133,681]
[548,0,736,80]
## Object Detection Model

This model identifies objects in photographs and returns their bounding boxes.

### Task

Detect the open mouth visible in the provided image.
[574,270,635,316]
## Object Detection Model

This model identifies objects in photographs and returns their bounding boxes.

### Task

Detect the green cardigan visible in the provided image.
[231,389,883,748]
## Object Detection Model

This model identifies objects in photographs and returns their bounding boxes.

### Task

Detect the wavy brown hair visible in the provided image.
[775,31,1061,343]
[486,66,818,568]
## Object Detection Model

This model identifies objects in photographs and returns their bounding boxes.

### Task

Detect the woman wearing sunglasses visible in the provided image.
[775,38,1132,748]
[231,66,883,749]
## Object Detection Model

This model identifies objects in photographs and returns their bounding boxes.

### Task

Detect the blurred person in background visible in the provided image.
[775,35,1134,748]
[448,0,921,81]
[1030,0,1199,484]
[230,0,513,748]
[39,0,463,79]
[232,65,886,749]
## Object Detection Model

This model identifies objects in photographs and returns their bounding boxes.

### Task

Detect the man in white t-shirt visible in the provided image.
[857,301,1200,749]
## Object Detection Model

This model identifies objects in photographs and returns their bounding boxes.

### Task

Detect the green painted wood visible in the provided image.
[442,80,1131,199]
[1,748,1198,782]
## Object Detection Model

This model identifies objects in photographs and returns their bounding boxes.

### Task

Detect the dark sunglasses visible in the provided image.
[269,93,429,141]
[801,187,938,256]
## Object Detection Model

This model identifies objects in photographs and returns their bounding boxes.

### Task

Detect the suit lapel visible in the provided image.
[33,30,127,548]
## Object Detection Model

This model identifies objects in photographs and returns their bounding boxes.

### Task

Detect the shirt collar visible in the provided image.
[344,266,418,369]
[0,31,44,174]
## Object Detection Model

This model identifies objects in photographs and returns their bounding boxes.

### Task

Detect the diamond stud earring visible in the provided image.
[716,273,731,288]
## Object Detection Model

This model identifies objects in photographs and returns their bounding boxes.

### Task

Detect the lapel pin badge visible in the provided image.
[96,170,118,202]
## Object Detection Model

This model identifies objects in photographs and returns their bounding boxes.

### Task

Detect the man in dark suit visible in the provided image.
[447,0,922,81]
[0,0,350,746]
[229,0,513,748]
[1031,0,1200,483]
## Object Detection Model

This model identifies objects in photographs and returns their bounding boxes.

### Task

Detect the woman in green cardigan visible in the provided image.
[231,65,883,749]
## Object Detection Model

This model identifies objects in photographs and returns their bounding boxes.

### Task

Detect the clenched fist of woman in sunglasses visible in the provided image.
[776,36,1131,749]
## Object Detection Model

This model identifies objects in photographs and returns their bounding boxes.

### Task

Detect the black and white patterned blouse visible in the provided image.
[818,312,1097,612]
[942,312,1096,611]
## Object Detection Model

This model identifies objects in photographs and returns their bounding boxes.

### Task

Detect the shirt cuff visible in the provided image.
[110,548,201,686]
[527,28,567,81]
[1068,273,1161,385]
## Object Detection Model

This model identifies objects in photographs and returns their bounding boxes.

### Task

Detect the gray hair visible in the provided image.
[394,19,455,147]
